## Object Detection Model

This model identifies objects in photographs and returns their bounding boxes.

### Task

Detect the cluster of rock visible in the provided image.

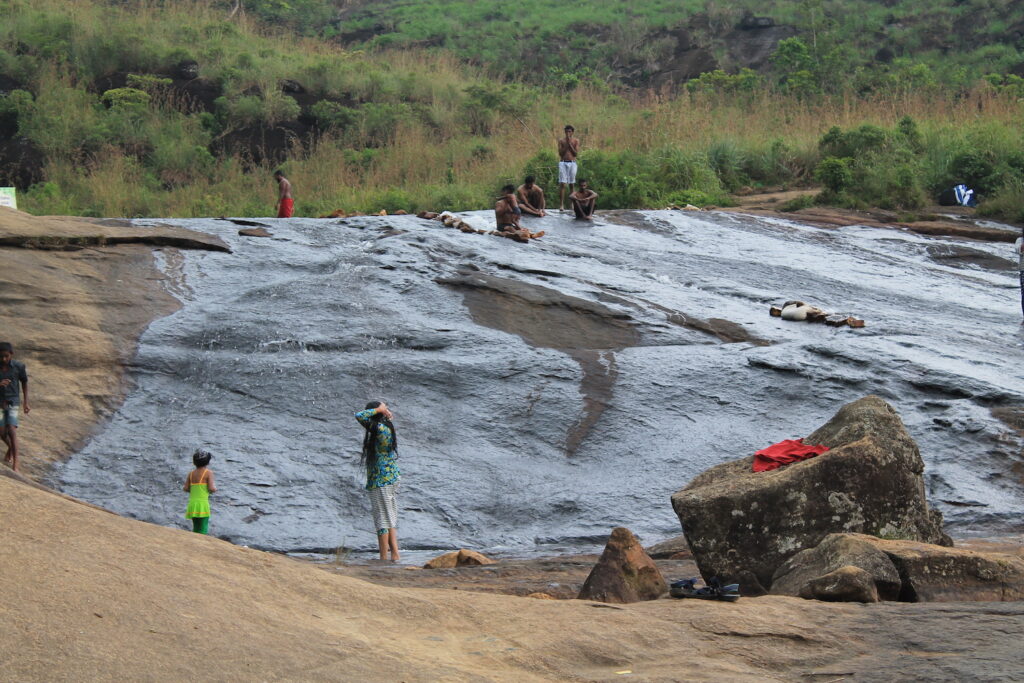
[419,396,1023,606]
[772,532,1024,602]
[771,300,865,328]
[671,396,1024,602]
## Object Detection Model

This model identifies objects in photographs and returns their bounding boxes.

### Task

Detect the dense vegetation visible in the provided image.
[334,0,1024,91]
[0,0,1021,221]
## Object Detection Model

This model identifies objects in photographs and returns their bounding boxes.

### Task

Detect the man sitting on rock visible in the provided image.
[570,179,598,221]
[516,176,547,217]
[494,185,543,242]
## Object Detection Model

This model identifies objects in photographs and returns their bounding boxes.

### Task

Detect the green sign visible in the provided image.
[0,187,15,210]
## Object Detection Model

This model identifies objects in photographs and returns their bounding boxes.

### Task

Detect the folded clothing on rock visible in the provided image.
[753,438,829,472]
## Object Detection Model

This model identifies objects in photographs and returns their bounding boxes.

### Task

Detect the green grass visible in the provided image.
[0,0,1022,222]
[333,0,1023,90]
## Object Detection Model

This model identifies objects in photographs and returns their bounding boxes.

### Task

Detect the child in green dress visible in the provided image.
[183,449,217,534]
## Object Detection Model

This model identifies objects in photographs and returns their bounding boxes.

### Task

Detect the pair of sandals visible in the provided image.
[670,577,741,602]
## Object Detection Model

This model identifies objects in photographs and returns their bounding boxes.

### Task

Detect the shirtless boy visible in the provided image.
[0,341,29,472]
[274,170,294,218]
[570,179,599,221]
[516,176,547,217]
[557,125,580,211]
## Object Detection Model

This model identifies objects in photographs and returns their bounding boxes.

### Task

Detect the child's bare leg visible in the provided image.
[5,426,17,471]
[376,531,388,561]
[388,529,400,562]
[1,427,10,462]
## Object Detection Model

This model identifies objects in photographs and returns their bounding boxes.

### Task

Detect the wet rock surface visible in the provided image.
[672,396,952,589]
[51,209,1024,555]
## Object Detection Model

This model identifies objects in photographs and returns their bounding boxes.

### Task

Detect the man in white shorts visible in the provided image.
[557,125,580,211]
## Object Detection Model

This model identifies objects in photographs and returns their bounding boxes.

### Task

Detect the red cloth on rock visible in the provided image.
[752,438,829,472]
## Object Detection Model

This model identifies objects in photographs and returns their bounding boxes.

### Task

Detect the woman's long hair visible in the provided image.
[361,400,397,474]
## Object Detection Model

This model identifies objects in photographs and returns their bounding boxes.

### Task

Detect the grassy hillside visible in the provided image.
[0,0,1021,221]
[334,0,1023,90]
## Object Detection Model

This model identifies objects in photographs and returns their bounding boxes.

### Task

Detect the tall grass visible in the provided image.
[3,0,1023,219]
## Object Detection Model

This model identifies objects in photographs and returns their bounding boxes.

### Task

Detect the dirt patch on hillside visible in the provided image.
[3,474,1024,681]
[0,208,226,476]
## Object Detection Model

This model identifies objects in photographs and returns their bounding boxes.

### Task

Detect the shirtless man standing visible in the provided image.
[557,125,580,211]
[516,176,547,217]
[274,170,294,218]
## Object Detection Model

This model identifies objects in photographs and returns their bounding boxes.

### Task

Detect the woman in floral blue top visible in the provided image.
[355,401,401,562]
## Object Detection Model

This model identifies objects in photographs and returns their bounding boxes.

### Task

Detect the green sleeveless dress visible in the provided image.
[186,469,211,534]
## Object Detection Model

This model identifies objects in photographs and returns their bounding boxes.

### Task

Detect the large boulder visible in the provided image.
[861,536,1024,602]
[772,533,1024,602]
[803,566,881,603]
[671,396,951,591]
[771,533,902,601]
[578,527,667,603]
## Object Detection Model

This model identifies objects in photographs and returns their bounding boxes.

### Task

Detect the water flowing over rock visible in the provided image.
[577,527,666,603]
[671,396,952,591]
[50,210,1024,555]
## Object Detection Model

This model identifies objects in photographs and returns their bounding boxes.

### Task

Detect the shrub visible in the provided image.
[358,102,412,146]
[816,157,853,195]
[101,87,151,110]
[310,101,358,130]
[781,194,816,211]
[126,74,173,92]
[707,139,746,191]
[218,92,300,128]
[521,149,559,191]
[949,150,998,193]
[820,124,891,159]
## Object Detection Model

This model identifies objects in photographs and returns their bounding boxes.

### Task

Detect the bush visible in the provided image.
[358,102,412,146]
[101,87,151,110]
[310,101,358,130]
[977,177,1024,223]
[949,150,998,194]
[819,124,891,159]
[218,92,300,128]
[521,149,559,192]
[707,139,746,191]
[816,157,853,195]
[781,194,816,211]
